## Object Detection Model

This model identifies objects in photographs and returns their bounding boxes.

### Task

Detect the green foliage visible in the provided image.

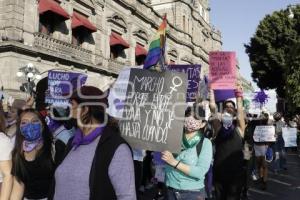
[286,42,300,111]
[245,5,300,112]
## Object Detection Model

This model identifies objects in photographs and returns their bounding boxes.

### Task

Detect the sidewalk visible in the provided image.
[248,152,300,200]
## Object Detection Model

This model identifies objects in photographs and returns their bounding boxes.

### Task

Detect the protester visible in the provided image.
[133,148,146,199]
[6,99,27,139]
[52,86,136,200]
[45,107,75,164]
[273,112,287,172]
[10,108,55,200]
[287,118,298,152]
[209,85,246,200]
[141,151,154,192]
[295,115,300,156]
[253,112,270,190]
[241,118,254,200]
[162,108,213,200]
[152,151,166,200]
[0,105,13,200]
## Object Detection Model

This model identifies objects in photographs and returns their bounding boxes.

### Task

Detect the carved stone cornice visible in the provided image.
[107,14,128,33]
[0,41,116,77]
[168,49,178,58]
[133,29,149,43]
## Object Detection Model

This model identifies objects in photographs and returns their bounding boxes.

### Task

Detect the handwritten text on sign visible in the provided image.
[168,65,201,102]
[119,68,187,153]
[209,51,236,90]
[282,127,297,147]
[45,70,87,106]
[253,126,276,142]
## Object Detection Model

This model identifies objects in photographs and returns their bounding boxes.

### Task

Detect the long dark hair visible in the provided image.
[81,104,106,125]
[0,111,6,133]
[11,108,53,183]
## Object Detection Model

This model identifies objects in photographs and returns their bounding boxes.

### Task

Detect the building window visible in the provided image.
[135,43,147,65]
[110,46,124,59]
[183,15,186,32]
[72,28,87,46]
[71,11,97,47]
[38,0,69,35]
[110,31,129,59]
[39,14,55,35]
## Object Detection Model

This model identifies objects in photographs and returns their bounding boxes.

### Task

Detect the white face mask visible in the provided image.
[289,121,297,128]
[222,112,233,129]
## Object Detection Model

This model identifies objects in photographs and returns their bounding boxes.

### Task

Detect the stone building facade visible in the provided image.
[0,0,222,98]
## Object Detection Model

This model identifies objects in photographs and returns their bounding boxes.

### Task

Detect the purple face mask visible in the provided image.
[23,139,43,152]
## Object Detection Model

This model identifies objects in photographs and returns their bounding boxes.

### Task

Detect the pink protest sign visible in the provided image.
[209,51,236,90]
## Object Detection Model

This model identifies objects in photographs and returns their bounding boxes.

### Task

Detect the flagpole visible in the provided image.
[158,13,167,72]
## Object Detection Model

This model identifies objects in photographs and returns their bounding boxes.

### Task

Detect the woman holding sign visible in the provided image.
[162,108,213,200]
[253,113,270,190]
[209,84,246,200]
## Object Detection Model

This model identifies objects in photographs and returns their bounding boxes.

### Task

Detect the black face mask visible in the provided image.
[64,118,78,130]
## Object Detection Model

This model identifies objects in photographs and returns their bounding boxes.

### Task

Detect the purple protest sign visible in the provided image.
[168,65,201,102]
[45,70,87,106]
[214,89,235,102]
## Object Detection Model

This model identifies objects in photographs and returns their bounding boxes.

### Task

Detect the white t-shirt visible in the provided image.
[0,132,14,182]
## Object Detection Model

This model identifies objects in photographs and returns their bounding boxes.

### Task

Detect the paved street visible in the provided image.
[139,152,300,200]
[249,152,300,200]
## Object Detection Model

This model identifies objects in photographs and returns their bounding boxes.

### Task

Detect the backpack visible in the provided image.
[196,136,213,196]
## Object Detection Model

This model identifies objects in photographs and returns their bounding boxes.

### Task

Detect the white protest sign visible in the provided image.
[107,68,131,119]
[253,126,276,142]
[282,127,297,147]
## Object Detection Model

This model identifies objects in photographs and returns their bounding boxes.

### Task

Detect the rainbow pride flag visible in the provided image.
[143,15,167,69]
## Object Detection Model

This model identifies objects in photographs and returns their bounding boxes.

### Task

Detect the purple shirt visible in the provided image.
[54,136,136,200]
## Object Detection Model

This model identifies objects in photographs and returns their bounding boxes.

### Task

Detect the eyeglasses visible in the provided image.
[225,105,235,109]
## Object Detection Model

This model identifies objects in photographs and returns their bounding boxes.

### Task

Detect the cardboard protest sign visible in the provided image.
[45,70,87,106]
[168,65,201,102]
[253,126,276,142]
[282,127,297,147]
[119,68,187,153]
[209,51,236,90]
[214,89,235,102]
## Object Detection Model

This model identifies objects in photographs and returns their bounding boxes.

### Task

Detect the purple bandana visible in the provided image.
[23,138,43,152]
[72,126,105,150]
[45,116,62,134]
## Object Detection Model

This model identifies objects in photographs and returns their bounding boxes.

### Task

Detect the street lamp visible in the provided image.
[16,63,41,94]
